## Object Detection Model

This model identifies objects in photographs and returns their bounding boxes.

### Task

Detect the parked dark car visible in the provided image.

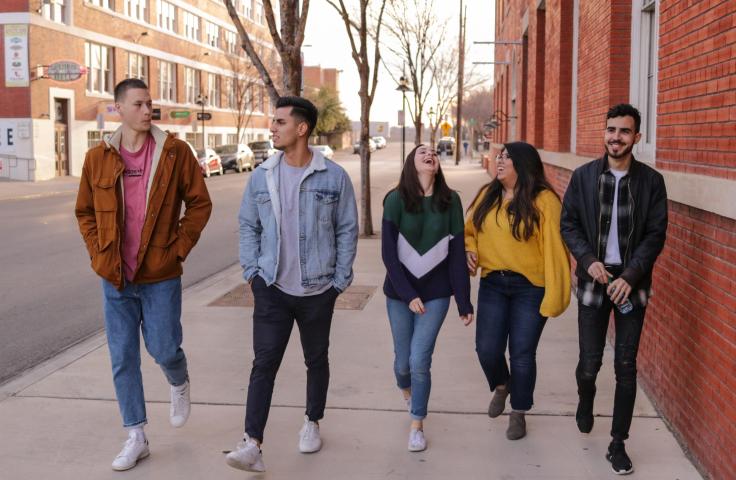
[249,140,277,166]
[436,136,456,156]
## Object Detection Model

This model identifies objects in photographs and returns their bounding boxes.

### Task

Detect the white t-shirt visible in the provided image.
[604,169,628,265]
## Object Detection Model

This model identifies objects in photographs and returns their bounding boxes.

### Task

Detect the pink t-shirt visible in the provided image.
[120,134,155,282]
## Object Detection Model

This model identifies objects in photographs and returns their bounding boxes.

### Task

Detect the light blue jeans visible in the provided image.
[102,277,188,427]
[386,297,451,420]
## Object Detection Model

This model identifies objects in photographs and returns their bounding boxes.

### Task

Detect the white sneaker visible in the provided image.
[111,432,150,471]
[170,381,190,428]
[408,428,427,452]
[225,436,266,472]
[298,416,322,453]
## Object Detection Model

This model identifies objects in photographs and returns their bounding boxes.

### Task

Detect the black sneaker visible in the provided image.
[575,392,594,433]
[606,440,634,475]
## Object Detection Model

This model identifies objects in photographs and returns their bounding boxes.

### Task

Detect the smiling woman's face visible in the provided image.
[495,149,518,188]
[413,145,439,176]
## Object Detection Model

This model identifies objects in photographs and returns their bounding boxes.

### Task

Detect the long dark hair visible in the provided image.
[384,144,453,213]
[469,141,557,241]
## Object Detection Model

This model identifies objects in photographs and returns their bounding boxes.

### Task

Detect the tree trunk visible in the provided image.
[359,82,373,236]
[414,119,422,145]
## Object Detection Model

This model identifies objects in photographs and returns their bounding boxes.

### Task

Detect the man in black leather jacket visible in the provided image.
[561,104,668,475]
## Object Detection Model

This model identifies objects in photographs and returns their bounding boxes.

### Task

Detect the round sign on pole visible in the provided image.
[47,61,86,82]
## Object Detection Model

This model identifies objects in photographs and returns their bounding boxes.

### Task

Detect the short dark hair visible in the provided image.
[114,78,149,102]
[275,96,318,137]
[606,103,641,133]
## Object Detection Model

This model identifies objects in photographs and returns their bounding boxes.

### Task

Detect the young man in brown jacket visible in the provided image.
[75,79,212,471]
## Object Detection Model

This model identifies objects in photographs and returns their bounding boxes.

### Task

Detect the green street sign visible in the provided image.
[170,111,191,119]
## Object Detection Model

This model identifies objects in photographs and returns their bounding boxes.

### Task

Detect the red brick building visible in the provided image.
[489,1,735,479]
[0,0,278,181]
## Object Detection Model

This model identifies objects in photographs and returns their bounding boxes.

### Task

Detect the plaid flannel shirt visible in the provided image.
[578,168,651,309]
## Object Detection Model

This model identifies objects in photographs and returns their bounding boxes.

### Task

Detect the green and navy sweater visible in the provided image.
[381,190,473,316]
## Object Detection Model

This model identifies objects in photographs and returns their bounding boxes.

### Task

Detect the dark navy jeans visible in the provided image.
[475,271,547,411]
[244,276,339,443]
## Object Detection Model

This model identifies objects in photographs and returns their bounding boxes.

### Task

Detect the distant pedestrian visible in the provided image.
[463,140,470,157]
[75,78,212,471]
[466,141,570,441]
[226,96,358,473]
[382,144,474,452]
[561,104,668,475]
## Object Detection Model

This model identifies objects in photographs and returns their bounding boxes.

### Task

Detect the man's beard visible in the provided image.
[605,141,633,159]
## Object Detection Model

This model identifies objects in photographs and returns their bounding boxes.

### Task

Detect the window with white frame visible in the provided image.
[41,0,67,23]
[183,11,200,41]
[225,77,237,109]
[124,0,147,22]
[205,21,220,48]
[87,130,115,149]
[632,0,658,161]
[88,0,114,9]
[127,53,148,83]
[85,42,114,94]
[225,30,238,55]
[241,0,253,19]
[226,133,238,145]
[207,73,221,107]
[255,1,264,24]
[184,67,200,104]
[158,60,176,102]
[157,0,176,32]
[208,134,221,148]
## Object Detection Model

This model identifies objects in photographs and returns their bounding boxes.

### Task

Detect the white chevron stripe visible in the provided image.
[397,233,452,279]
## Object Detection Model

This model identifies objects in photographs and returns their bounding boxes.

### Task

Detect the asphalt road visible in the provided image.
[0,143,407,385]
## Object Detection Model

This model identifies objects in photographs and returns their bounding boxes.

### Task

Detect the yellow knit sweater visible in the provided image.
[465,189,571,317]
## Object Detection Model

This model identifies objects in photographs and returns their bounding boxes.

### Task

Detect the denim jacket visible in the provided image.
[238,148,358,292]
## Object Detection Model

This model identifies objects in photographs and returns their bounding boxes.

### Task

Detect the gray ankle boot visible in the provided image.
[487,387,509,418]
[506,411,526,440]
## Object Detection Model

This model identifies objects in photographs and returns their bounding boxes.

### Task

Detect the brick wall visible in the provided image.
[640,202,736,480]
[0,1,32,118]
[0,24,32,118]
[542,0,573,152]
[656,0,736,180]
[527,6,545,148]
[575,0,630,157]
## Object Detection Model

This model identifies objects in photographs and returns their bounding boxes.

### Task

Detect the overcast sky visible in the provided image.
[302,0,496,125]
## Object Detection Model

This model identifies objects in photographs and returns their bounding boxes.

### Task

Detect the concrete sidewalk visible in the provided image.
[0,161,701,479]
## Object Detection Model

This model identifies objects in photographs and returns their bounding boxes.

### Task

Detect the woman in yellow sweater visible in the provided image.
[465,141,571,440]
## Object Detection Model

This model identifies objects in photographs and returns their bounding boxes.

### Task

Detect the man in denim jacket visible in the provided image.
[226,96,358,473]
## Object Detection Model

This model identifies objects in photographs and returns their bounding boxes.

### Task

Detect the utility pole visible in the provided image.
[455,0,466,165]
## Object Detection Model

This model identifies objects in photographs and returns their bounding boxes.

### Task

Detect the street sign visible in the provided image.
[152,108,161,120]
[170,110,191,119]
[197,112,212,121]
[47,61,86,82]
[398,110,405,126]
[440,121,452,137]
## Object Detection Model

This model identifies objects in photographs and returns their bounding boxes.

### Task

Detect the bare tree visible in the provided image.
[226,55,259,145]
[462,87,493,147]
[326,0,389,237]
[384,0,446,145]
[429,43,486,151]
[224,0,309,103]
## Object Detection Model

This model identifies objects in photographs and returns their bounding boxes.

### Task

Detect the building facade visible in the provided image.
[489,1,735,479]
[0,0,278,181]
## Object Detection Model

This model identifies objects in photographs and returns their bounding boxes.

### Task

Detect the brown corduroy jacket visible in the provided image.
[75,125,212,290]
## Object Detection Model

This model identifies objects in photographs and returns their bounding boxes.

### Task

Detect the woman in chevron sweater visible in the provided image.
[382,144,474,453]
[465,141,570,441]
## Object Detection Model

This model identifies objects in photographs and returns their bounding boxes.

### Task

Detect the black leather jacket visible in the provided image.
[560,155,668,291]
